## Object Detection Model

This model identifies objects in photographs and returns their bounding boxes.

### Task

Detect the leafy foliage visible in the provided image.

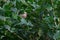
[0,0,60,40]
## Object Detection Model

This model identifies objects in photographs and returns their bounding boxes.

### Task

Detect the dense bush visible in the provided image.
[0,0,60,40]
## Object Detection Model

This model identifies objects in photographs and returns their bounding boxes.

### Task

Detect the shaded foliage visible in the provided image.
[0,0,60,40]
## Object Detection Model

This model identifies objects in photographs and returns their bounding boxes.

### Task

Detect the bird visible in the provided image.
[19,12,27,18]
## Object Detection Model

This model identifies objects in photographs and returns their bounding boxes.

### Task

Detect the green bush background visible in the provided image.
[0,0,60,40]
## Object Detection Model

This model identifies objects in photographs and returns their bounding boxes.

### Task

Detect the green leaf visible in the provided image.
[20,0,29,6]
